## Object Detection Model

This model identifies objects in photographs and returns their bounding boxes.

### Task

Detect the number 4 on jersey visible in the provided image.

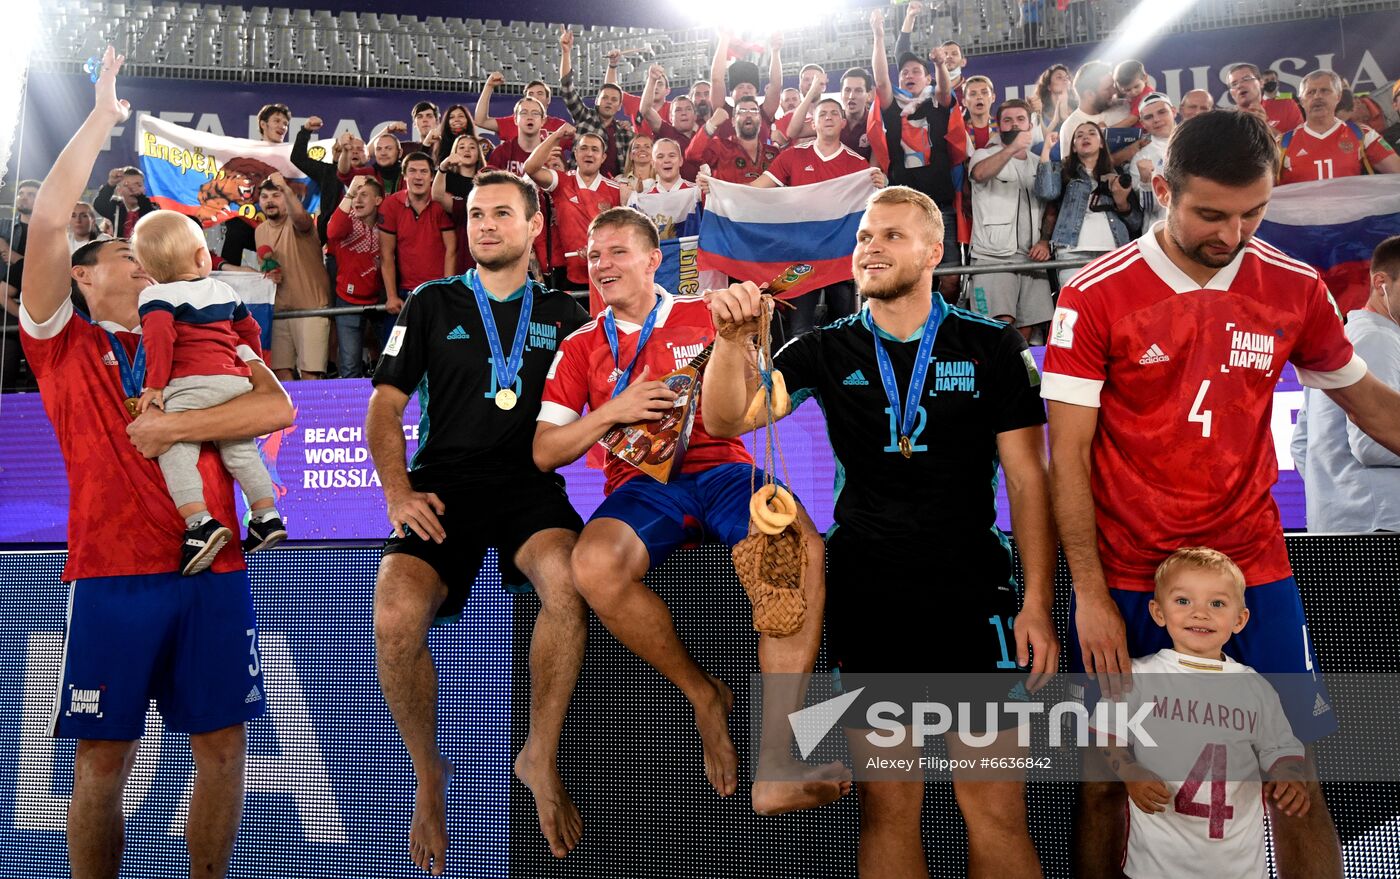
[1175,742,1234,839]
[1188,379,1213,438]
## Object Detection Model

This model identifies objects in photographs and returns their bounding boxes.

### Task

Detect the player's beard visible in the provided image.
[472,238,528,271]
[856,257,926,302]
[1169,219,1247,270]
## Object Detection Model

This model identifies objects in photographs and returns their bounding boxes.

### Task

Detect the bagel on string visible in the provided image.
[749,483,797,535]
[742,370,791,431]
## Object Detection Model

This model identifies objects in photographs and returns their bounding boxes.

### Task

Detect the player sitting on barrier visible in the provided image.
[533,207,850,816]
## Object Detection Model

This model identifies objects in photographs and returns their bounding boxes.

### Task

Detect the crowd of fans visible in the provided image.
[2,0,1398,386]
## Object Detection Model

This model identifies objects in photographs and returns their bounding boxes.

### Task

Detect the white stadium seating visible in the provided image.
[29,0,1393,93]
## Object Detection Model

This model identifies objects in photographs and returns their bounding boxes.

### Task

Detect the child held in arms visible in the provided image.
[131,211,287,575]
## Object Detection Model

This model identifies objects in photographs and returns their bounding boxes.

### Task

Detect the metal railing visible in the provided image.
[0,255,1094,335]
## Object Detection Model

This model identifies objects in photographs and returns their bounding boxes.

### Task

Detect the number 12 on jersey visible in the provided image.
[883,406,928,455]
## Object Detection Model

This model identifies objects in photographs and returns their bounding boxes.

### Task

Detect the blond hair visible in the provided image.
[130,211,207,283]
[866,185,945,247]
[1153,547,1246,603]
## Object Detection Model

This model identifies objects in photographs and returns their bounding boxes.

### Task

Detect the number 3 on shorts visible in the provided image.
[1188,379,1212,438]
[247,628,261,677]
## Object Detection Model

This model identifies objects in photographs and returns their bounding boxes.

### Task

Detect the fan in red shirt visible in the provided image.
[1227,63,1304,138]
[328,175,385,307]
[378,153,456,317]
[615,56,673,139]
[634,64,704,181]
[326,174,385,378]
[474,72,573,150]
[686,97,783,185]
[752,99,883,188]
[1042,109,1400,879]
[16,48,295,877]
[533,207,839,817]
[1278,69,1400,184]
[523,125,625,306]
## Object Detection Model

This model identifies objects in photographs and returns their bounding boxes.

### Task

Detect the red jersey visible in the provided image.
[543,169,625,288]
[494,114,571,148]
[1279,120,1396,184]
[621,92,674,138]
[969,122,995,151]
[326,208,383,306]
[138,277,263,388]
[762,141,870,186]
[1041,229,1364,591]
[538,288,751,493]
[1262,98,1303,135]
[20,301,244,581]
[379,190,454,292]
[685,126,782,184]
[485,138,537,177]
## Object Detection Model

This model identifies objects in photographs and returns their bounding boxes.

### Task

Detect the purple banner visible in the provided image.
[0,349,1308,544]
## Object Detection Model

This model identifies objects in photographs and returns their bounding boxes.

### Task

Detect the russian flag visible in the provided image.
[1257,176,1400,313]
[697,171,877,299]
[213,270,278,352]
[628,185,704,239]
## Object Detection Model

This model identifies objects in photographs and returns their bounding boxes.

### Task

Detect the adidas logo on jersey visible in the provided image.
[1296,147,1309,156]
[101,351,118,366]
[1313,693,1331,716]
[803,165,815,172]
[1138,344,1170,365]
[446,325,470,340]
[843,370,870,386]
[245,685,263,704]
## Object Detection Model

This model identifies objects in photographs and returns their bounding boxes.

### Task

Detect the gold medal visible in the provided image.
[124,397,140,418]
[899,436,912,459]
[494,388,517,411]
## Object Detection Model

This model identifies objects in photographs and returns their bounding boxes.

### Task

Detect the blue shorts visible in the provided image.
[52,570,265,741]
[1068,576,1337,742]
[590,463,779,567]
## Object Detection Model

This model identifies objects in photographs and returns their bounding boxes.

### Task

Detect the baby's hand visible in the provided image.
[1124,768,1170,814]
[139,387,164,413]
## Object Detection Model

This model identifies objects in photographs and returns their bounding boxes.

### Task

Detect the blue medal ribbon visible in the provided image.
[469,270,534,396]
[104,329,146,401]
[866,299,944,456]
[603,292,662,399]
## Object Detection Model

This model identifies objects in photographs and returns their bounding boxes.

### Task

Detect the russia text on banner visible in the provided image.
[136,114,329,227]
[1257,175,1400,314]
[697,171,876,299]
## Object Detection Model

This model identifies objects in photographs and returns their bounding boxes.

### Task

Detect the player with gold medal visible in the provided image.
[703,185,1059,877]
[368,170,594,867]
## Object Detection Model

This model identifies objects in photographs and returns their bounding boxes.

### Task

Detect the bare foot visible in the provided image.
[410,756,451,875]
[751,760,852,815]
[514,744,582,858]
[695,676,738,797]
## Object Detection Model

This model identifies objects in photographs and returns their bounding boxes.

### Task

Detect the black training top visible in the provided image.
[774,300,1046,576]
[372,270,589,491]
